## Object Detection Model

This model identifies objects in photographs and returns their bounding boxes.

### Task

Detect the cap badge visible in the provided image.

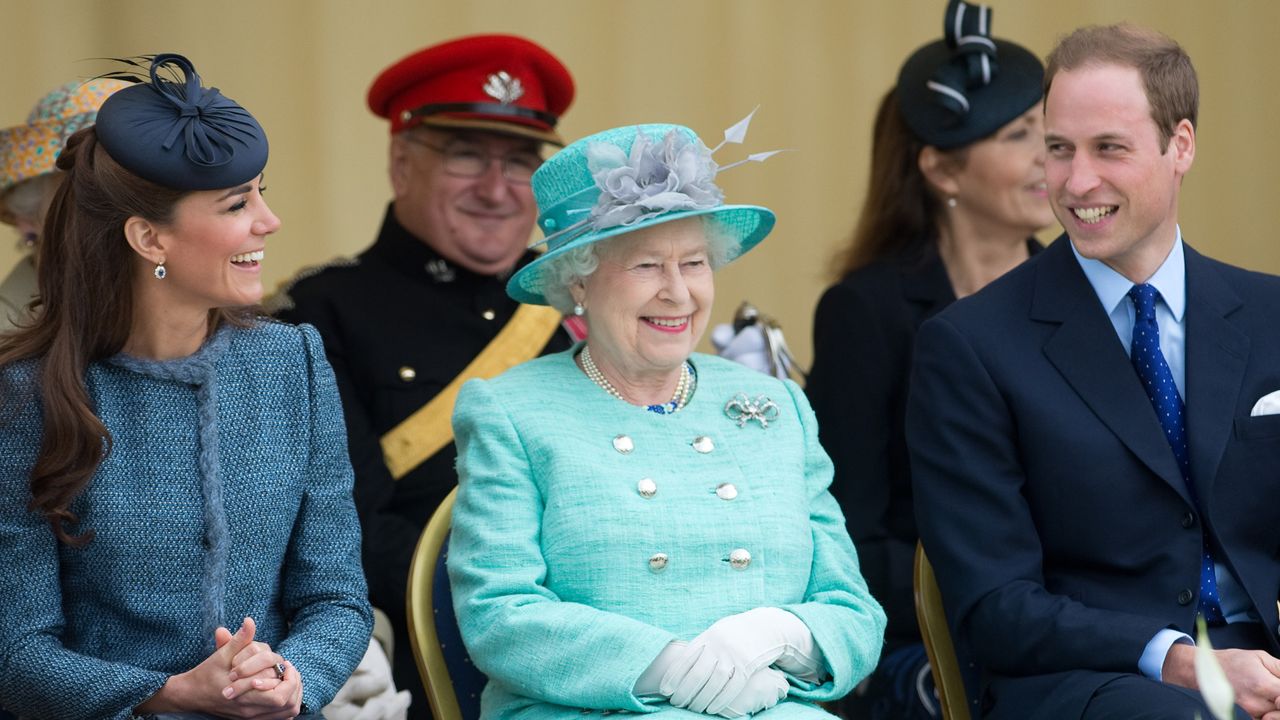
[483,71,524,105]
[425,259,456,283]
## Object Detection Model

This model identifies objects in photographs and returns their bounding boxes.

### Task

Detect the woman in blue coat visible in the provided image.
[0,55,371,719]
[448,120,885,720]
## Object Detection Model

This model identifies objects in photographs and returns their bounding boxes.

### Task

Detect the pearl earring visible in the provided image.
[947,197,958,208]
[573,303,585,316]
[154,260,167,280]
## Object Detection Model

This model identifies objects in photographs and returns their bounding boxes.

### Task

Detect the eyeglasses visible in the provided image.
[404,135,543,184]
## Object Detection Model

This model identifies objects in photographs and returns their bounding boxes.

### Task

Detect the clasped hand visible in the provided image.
[136,616,304,719]
[659,608,822,717]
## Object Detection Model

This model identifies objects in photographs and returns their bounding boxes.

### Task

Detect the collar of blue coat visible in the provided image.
[106,321,234,383]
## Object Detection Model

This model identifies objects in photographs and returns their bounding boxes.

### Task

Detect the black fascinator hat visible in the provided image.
[95,53,268,190]
[896,0,1043,150]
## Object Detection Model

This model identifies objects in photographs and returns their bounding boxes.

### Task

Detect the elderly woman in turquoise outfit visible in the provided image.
[448,119,886,720]
[0,55,371,720]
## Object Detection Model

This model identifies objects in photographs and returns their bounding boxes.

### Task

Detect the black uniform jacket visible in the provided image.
[275,206,570,615]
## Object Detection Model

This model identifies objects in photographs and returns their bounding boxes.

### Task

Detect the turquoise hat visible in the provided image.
[507,122,776,306]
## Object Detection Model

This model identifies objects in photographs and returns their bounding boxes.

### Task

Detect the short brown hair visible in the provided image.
[1045,24,1198,151]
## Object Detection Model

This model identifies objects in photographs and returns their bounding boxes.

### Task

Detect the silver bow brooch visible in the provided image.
[724,393,780,429]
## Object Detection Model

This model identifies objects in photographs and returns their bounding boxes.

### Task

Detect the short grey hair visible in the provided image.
[541,216,737,313]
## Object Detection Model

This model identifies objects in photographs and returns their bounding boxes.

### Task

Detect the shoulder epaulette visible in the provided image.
[263,255,361,314]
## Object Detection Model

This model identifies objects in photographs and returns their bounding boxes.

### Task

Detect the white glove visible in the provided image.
[638,641,790,717]
[323,638,413,720]
[679,608,827,686]
[635,641,687,697]
[712,324,777,378]
[324,689,413,720]
[718,666,790,718]
[640,641,749,712]
[658,641,749,714]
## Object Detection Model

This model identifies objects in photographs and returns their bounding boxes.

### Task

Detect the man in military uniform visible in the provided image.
[273,34,577,717]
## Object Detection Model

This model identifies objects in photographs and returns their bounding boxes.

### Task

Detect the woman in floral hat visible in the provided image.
[447,120,885,719]
[0,78,128,331]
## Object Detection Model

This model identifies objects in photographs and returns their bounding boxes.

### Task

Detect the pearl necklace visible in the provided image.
[580,346,693,415]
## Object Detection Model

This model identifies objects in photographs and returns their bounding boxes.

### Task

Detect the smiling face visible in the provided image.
[390,127,540,275]
[152,175,280,310]
[1044,63,1195,282]
[575,217,715,388]
[950,105,1056,237]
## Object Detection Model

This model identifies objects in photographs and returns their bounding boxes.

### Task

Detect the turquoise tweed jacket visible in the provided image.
[449,349,885,720]
[0,322,372,720]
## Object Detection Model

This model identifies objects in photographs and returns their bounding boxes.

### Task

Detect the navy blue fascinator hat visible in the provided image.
[896,0,1043,150]
[95,53,268,190]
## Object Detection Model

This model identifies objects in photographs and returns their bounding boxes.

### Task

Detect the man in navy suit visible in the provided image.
[908,24,1280,720]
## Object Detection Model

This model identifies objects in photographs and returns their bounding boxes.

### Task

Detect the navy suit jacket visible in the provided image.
[907,235,1280,719]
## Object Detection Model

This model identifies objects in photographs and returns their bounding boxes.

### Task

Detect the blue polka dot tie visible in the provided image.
[1128,283,1225,624]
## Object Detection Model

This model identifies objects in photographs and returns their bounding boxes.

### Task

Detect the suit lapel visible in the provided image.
[1183,244,1248,502]
[1032,238,1188,500]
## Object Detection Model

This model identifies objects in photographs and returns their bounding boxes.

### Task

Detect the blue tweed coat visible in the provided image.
[0,322,372,720]
[449,349,885,720]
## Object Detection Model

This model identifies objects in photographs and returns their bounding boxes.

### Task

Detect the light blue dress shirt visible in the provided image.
[1072,229,1187,398]
[1071,228,1252,680]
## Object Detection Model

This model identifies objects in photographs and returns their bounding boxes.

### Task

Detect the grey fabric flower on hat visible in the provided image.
[585,129,724,230]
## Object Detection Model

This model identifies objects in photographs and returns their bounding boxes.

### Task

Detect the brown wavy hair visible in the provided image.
[833,89,968,280]
[0,127,244,546]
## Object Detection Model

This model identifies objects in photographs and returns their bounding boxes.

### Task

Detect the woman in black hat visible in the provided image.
[0,55,371,720]
[806,2,1055,718]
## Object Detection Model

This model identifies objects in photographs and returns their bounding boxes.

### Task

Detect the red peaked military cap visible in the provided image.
[368,34,574,145]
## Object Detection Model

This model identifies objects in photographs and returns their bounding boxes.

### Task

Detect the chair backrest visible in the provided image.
[913,543,972,720]
[407,487,486,720]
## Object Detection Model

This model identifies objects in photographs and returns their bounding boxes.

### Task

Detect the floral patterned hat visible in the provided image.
[0,78,130,195]
[508,121,778,305]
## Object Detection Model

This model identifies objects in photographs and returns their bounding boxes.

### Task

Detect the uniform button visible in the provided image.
[692,436,715,454]
[1177,588,1194,605]
[715,483,738,500]
[728,548,751,570]
[1181,511,1195,529]
[400,110,413,123]
[648,553,669,572]
[482,309,496,321]
[637,478,657,498]
[398,366,417,382]
[613,435,634,454]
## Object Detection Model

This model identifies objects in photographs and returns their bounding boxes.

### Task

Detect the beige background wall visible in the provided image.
[2,0,1277,368]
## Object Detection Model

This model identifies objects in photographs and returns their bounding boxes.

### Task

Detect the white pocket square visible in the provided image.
[1250,389,1280,416]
